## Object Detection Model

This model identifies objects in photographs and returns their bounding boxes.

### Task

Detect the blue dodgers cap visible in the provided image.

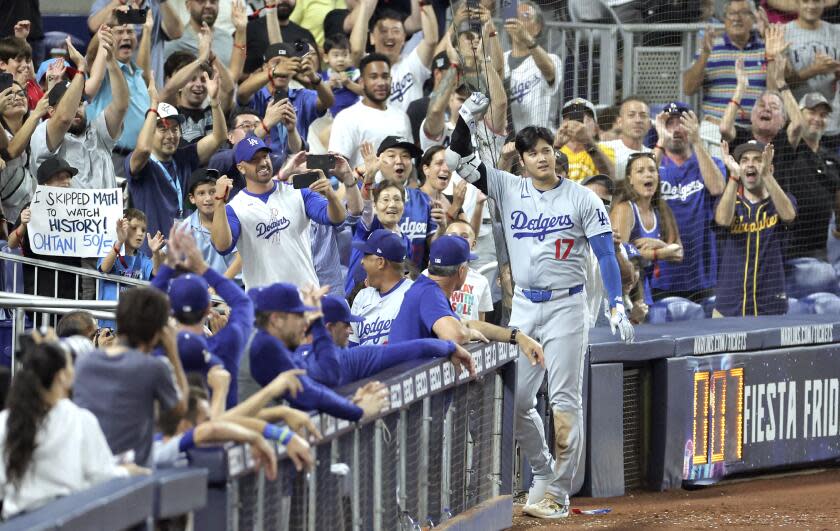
[429,235,478,267]
[351,229,406,262]
[234,134,271,164]
[248,283,317,314]
[177,332,223,373]
[663,101,691,115]
[169,274,211,316]
[322,295,364,324]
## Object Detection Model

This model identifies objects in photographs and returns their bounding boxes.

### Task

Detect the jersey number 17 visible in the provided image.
[555,239,574,260]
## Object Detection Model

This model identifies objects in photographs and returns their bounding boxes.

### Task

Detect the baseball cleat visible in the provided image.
[522,493,570,519]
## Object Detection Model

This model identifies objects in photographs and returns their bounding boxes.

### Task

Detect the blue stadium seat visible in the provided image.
[701,296,716,318]
[785,257,837,298]
[786,297,814,315]
[649,297,705,323]
[803,292,840,315]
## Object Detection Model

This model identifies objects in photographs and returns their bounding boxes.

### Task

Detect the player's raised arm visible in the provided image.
[444,92,492,193]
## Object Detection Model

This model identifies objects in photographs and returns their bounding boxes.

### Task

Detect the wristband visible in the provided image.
[263,424,283,441]
[654,143,664,150]
[509,328,519,344]
[260,119,269,133]
[527,41,538,50]
[112,242,121,254]
[778,83,789,92]
[729,99,741,107]
[488,31,497,37]
[14,226,23,239]
[653,249,658,261]
[146,108,159,119]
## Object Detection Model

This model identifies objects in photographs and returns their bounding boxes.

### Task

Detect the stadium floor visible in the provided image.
[511,467,840,529]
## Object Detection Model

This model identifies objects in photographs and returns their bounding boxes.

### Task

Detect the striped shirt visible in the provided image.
[698,31,767,127]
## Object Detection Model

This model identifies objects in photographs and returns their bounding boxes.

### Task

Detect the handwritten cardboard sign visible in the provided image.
[28,186,123,258]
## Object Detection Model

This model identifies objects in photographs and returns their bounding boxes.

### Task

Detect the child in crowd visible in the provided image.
[97,208,165,305]
[321,33,363,117]
[182,168,242,280]
[0,36,41,110]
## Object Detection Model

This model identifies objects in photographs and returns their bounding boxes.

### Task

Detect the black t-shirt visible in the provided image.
[245,18,317,74]
[0,1,44,41]
[15,202,80,299]
[776,145,840,259]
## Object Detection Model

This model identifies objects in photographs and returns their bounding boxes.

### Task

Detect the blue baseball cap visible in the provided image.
[248,283,317,314]
[177,331,223,373]
[322,295,364,324]
[235,134,271,164]
[35,58,77,83]
[663,101,691,115]
[429,235,478,267]
[169,274,211,316]
[351,229,406,262]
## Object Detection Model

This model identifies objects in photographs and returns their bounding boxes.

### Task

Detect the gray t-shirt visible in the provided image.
[164,23,233,71]
[785,20,840,101]
[73,349,180,467]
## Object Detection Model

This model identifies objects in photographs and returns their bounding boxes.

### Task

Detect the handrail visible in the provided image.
[0,251,151,288]
[542,20,724,31]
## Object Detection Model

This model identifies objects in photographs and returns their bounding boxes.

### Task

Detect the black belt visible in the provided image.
[112,146,132,156]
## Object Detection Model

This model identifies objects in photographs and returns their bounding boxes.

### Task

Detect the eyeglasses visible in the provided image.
[10,90,25,99]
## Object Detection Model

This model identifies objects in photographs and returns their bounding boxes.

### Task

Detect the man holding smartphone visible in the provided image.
[210,135,347,290]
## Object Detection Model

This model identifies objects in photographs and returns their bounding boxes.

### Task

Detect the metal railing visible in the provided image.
[193,341,518,530]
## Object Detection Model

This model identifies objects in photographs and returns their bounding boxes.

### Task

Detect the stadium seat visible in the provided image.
[785,258,837,298]
[786,297,814,315]
[803,292,840,315]
[648,297,705,323]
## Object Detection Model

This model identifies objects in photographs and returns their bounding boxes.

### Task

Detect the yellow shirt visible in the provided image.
[561,144,616,183]
[290,0,347,46]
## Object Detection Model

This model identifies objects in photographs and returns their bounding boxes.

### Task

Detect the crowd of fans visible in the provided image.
[0,0,840,522]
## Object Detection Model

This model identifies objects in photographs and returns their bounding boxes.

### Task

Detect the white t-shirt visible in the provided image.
[388,48,431,113]
[504,51,563,133]
[29,113,119,189]
[599,139,652,181]
[0,399,128,519]
[350,278,413,345]
[422,267,493,321]
[419,117,506,170]
[328,100,412,168]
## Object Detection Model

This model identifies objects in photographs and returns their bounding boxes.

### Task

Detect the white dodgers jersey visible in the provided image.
[349,278,413,346]
[227,182,319,289]
[487,168,612,289]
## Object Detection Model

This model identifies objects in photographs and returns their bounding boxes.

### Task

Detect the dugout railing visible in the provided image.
[0,340,519,531]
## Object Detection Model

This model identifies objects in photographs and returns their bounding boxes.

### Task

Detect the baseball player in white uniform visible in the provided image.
[445,93,635,519]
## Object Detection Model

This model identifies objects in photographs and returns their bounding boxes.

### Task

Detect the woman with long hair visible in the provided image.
[0,342,145,518]
[610,152,683,309]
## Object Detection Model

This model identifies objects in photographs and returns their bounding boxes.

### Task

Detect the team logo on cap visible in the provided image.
[247,137,260,146]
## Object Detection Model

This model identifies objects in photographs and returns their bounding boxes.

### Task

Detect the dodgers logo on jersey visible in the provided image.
[509,74,542,104]
[359,316,393,344]
[400,218,428,240]
[510,210,574,241]
[659,180,705,202]
[390,73,415,103]
[256,217,291,240]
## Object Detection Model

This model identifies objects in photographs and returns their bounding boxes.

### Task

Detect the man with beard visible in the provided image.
[165,0,235,68]
[329,54,412,168]
[127,81,227,251]
[210,135,346,289]
[244,0,317,74]
[715,140,796,316]
[30,37,127,190]
[778,93,840,260]
[652,102,725,302]
[349,0,438,113]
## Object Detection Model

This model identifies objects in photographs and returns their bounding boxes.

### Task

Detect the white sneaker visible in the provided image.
[526,475,553,505]
[522,493,570,519]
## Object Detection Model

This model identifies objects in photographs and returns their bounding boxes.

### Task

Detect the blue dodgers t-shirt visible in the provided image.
[389,275,459,343]
[125,143,200,248]
[401,187,437,269]
[249,87,323,147]
[655,153,725,293]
